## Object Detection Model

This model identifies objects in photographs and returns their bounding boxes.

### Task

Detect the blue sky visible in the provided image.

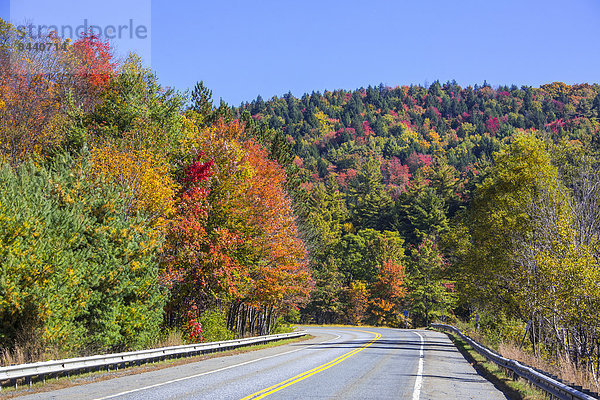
[3,0,600,105]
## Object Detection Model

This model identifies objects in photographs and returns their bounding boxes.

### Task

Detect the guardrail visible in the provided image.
[431,324,598,400]
[0,330,307,390]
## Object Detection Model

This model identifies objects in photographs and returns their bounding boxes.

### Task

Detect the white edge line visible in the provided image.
[412,331,424,400]
[93,332,342,400]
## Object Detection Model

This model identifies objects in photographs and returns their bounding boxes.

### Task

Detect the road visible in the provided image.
[17,326,508,400]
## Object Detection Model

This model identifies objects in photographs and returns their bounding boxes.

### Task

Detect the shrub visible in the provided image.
[198,308,235,343]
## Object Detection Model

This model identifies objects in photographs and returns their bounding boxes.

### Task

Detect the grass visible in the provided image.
[153,329,187,348]
[0,334,312,399]
[499,342,600,394]
[0,345,77,370]
[0,332,187,369]
[450,321,600,396]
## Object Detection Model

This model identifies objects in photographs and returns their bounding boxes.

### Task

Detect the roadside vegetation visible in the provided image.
[449,319,600,395]
[0,19,308,364]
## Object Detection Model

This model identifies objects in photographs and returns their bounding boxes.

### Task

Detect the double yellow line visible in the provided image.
[240,329,381,400]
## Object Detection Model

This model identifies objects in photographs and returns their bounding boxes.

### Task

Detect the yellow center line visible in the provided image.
[240,329,381,400]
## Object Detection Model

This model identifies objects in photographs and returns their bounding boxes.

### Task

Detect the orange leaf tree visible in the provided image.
[163,118,309,338]
[368,260,406,326]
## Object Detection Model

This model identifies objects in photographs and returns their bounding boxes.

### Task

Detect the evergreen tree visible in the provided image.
[348,157,392,230]
[407,236,456,327]
[190,80,213,117]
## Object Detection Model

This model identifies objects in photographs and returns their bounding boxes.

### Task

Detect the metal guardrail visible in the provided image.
[431,324,598,400]
[0,330,307,389]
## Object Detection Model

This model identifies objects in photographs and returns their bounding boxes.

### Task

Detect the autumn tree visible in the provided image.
[0,22,65,167]
[345,281,369,325]
[89,142,178,225]
[368,260,406,326]
[456,133,556,316]
[164,118,309,338]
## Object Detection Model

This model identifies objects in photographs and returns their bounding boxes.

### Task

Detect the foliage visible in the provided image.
[197,307,235,343]
[0,19,309,355]
[0,155,165,353]
[244,82,600,335]
[5,13,600,366]
[90,142,178,224]
[368,260,406,326]
[345,281,369,326]
[454,133,556,314]
[407,236,456,327]
[162,118,309,338]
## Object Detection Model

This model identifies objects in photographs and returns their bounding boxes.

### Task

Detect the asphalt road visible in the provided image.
[18,327,508,400]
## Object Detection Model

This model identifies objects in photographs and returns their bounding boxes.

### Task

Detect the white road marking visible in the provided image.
[412,331,424,400]
[93,332,342,400]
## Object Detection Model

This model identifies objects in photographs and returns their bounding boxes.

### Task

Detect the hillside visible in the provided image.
[238,83,600,371]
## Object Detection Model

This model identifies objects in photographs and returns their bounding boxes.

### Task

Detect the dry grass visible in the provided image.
[153,330,186,348]
[499,342,600,394]
[452,323,600,395]
[0,345,69,368]
[444,331,545,400]
[0,347,26,367]
[0,330,187,368]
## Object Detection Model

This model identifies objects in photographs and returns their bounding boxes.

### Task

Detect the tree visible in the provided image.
[89,142,178,225]
[336,229,405,284]
[345,281,369,325]
[457,133,556,317]
[0,23,67,167]
[304,256,344,324]
[0,154,165,354]
[368,260,406,326]
[165,118,309,338]
[407,236,456,327]
[190,81,213,117]
[68,32,116,110]
[513,154,600,362]
[303,178,348,252]
[88,54,185,149]
[243,140,310,306]
[396,180,449,243]
[348,156,392,230]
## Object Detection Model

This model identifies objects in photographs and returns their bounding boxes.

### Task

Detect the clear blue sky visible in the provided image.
[3,0,600,105]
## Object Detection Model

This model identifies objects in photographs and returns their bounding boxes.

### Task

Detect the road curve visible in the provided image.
[17,327,508,400]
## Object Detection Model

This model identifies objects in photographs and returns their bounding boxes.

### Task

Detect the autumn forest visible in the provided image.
[2,18,600,379]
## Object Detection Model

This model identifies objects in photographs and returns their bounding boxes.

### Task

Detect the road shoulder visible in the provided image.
[418,330,509,400]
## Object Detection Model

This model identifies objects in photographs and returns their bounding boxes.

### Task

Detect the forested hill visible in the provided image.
[237,82,600,327]
[238,82,599,241]
[241,82,599,179]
